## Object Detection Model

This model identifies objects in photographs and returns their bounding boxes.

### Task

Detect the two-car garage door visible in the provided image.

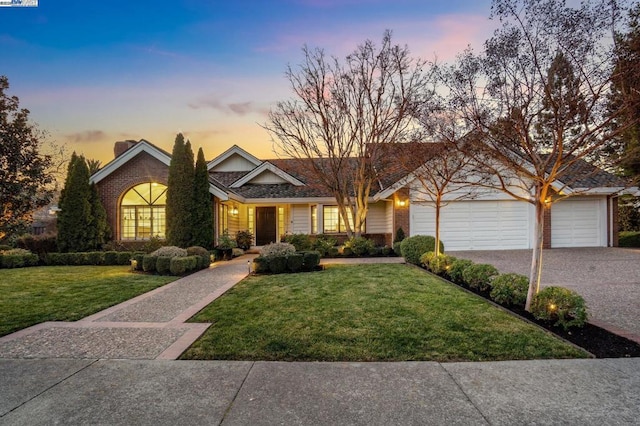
[411,200,531,250]
[410,197,606,250]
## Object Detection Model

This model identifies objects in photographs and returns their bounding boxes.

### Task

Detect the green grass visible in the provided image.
[181,264,588,362]
[0,266,177,336]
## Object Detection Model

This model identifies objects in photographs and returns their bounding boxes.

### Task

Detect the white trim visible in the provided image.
[230,161,304,188]
[90,140,170,184]
[209,183,229,201]
[207,145,262,171]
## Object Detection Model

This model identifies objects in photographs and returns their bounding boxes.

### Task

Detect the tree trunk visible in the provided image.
[435,201,441,257]
[525,200,545,311]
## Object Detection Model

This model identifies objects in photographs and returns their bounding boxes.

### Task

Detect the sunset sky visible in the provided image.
[1,0,496,165]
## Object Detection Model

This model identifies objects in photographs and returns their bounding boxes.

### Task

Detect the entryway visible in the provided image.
[255,207,277,246]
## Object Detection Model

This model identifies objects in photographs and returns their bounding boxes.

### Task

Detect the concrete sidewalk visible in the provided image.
[1,358,638,425]
[0,256,254,360]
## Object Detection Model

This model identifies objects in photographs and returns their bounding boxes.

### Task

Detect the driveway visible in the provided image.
[448,247,640,340]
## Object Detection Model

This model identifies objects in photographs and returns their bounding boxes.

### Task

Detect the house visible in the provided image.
[90,139,632,250]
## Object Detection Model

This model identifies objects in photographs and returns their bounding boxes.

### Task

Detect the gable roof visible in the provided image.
[229,161,304,187]
[207,145,262,172]
[90,139,171,185]
[90,139,228,200]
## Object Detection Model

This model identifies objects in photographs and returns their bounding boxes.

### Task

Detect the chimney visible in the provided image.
[114,140,138,158]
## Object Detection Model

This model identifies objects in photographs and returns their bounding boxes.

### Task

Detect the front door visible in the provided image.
[256,207,277,246]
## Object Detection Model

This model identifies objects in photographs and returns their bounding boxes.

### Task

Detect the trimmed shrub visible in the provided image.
[400,235,444,265]
[342,247,353,257]
[235,230,254,250]
[429,254,456,276]
[104,251,119,265]
[151,246,188,258]
[170,256,188,275]
[85,251,105,265]
[261,242,296,257]
[0,249,39,268]
[69,253,85,265]
[117,252,133,265]
[619,231,640,247]
[142,255,158,272]
[394,227,406,243]
[45,252,71,266]
[268,256,288,274]
[287,253,304,272]
[381,246,392,256]
[253,256,270,274]
[156,256,172,274]
[344,236,375,257]
[462,263,499,291]
[187,246,211,269]
[490,273,529,306]
[327,247,339,257]
[282,233,312,251]
[301,251,321,271]
[531,286,588,330]
[0,244,13,251]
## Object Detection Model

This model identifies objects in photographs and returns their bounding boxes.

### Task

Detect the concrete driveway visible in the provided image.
[448,247,640,341]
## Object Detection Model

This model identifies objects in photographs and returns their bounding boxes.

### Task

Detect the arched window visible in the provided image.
[120,183,167,240]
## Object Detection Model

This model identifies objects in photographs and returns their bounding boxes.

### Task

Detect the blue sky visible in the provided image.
[1,0,495,164]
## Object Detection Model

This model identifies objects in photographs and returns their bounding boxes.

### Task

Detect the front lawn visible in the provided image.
[0,266,176,337]
[181,264,588,361]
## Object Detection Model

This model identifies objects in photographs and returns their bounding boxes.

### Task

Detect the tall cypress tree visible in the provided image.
[57,153,93,252]
[166,133,194,247]
[191,147,214,248]
[89,182,110,249]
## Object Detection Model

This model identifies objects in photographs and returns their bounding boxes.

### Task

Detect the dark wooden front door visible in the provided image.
[256,207,277,246]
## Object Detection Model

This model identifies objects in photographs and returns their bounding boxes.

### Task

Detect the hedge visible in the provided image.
[400,235,444,265]
[43,251,139,266]
[252,250,321,274]
[619,231,640,247]
[0,250,39,268]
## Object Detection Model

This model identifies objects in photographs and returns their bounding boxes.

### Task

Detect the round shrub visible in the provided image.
[429,254,456,276]
[312,235,338,256]
[530,286,588,330]
[156,256,172,274]
[260,242,296,257]
[235,230,254,250]
[253,256,270,274]
[419,251,436,270]
[344,236,375,257]
[400,235,444,265]
[170,257,187,275]
[490,273,529,306]
[187,246,211,269]
[151,246,188,258]
[268,256,288,274]
[133,253,145,271]
[301,251,321,271]
[462,263,499,291]
[450,258,471,282]
[117,251,133,265]
[287,253,304,272]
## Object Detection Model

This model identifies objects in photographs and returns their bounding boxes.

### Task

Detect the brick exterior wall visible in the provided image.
[393,188,410,241]
[95,152,169,240]
[543,205,552,249]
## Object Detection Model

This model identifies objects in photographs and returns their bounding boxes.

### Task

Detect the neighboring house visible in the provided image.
[90,139,633,250]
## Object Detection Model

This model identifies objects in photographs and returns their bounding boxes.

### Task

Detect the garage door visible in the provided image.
[551,198,604,248]
[410,200,531,250]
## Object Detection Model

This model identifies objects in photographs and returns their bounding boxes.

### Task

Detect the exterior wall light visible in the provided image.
[397,200,407,207]
[231,206,239,216]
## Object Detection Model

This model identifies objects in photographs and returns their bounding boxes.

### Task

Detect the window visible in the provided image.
[219,204,229,234]
[120,183,167,240]
[278,207,285,238]
[322,206,361,233]
[247,207,254,235]
[310,205,317,234]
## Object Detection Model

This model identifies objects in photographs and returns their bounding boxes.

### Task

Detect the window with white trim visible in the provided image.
[120,182,166,240]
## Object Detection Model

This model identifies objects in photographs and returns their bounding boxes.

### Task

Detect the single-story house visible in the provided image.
[90,139,632,250]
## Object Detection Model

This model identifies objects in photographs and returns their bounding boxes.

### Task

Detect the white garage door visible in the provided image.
[411,201,531,250]
[551,198,604,248]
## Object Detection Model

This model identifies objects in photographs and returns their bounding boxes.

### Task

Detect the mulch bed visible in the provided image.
[446,278,640,358]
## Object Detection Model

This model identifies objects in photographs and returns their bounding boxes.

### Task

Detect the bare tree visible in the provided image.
[447,0,636,310]
[264,30,433,237]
